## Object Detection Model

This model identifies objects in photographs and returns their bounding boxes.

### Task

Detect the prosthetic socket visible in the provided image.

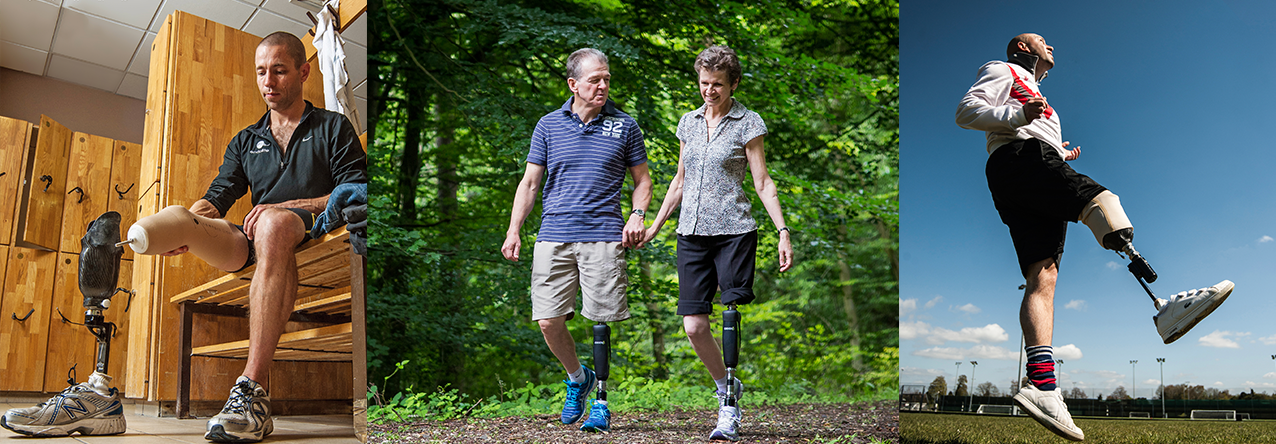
[1079,191,1158,299]
[723,305,741,407]
[593,323,611,401]
[80,212,124,374]
[122,205,243,267]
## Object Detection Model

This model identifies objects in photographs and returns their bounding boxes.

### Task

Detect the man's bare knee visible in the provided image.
[538,316,567,335]
[254,209,306,250]
[1025,258,1058,292]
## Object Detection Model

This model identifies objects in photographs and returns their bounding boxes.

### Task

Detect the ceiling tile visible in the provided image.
[341,13,365,46]
[242,8,310,40]
[149,0,257,32]
[117,73,148,100]
[0,0,60,50]
[128,32,159,75]
[343,41,366,91]
[52,9,145,71]
[260,0,320,23]
[354,96,366,133]
[47,55,126,92]
[0,42,50,75]
[352,78,366,99]
[65,0,164,29]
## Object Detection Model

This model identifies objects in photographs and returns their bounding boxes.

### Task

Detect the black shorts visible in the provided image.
[231,208,315,272]
[986,138,1107,277]
[675,231,757,316]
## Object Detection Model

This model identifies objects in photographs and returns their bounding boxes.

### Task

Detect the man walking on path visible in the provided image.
[956,33,1232,441]
[502,47,652,433]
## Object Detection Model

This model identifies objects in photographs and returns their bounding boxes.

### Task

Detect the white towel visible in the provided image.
[314,0,362,133]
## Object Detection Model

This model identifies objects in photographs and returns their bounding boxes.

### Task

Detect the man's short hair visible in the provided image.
[259,31,307,69]
[694,45,742,86]
[565,48,608,80]
[1007,34,1032,59]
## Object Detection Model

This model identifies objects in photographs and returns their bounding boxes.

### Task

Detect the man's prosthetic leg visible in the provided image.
[81,212,125,384]
[118,205,246,270]
[592,323,611,402]
[722,305,741,407]
[1079,191,1159,301]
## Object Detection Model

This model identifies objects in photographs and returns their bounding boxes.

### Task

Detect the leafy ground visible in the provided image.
[902,412,1276,444]
[370,399,898,443]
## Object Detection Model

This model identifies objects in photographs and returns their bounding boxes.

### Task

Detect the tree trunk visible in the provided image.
[836,254,864,372]
[396,84,423,223]
[640,256,668,380]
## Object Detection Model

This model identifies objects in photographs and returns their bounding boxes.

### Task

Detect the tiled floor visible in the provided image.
[0,399,360,443]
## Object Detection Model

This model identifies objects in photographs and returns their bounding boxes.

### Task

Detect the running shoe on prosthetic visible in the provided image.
[1,372,125,437]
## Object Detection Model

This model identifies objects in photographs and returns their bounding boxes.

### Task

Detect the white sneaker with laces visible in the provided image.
[1154,280,1233,344]
[1013,384,1083,441]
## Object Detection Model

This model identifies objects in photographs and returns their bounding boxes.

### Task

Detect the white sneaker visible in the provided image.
[1013,384,1083,441]
[1,372,125,437]
[1154,280,1233,344]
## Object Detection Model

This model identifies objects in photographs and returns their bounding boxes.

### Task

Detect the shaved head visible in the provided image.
[259,31,306,69]
[1007,33,1039,59]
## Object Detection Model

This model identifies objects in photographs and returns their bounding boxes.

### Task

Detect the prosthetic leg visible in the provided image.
[722,305,741,407]
[81,212,125,376]
[118,205,247,271]
[1079,191,1159,301]
[592,323,610,402]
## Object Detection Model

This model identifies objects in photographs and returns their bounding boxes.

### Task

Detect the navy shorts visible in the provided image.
[231,207,315,272]
[986,138,1107,277]
[675,231,757,316]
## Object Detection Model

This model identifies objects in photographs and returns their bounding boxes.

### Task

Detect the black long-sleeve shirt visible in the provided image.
[202,101,367,219]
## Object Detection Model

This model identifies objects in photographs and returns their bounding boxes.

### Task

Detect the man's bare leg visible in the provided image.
[684,314,727,380]
[241,208,306,390]
[1021,258,1057,347]
[538,315,581,374]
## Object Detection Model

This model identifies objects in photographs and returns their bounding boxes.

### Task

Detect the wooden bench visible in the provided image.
[168,226,365,419]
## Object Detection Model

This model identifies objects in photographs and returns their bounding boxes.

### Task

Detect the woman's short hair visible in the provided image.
[565,48,609,80]
[694,45,742,85]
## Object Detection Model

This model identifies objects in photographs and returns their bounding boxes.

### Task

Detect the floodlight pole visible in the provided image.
[954,361,962,410]
[1157,357,1166,418]
[1056,360,1064,397]
[1015,284,1026,397]
[969,361,978,412]
[1130,360,1138,400]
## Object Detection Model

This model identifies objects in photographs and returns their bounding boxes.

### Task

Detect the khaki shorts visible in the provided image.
[530,241,630,322]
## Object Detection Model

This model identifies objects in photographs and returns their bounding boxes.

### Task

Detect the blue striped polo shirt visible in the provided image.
[527,98,647,243]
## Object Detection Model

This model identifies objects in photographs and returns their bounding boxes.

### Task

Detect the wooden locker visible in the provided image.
[14,115,72,251]
[57,133,115,254]
[44,254,132,392]
[0,247,57,391]
[0,117,31,246]
[109,141,143,261]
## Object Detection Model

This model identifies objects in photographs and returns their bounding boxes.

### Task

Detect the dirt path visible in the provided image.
[370,399,898,443]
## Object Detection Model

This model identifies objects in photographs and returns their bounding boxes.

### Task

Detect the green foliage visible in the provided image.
[367,0,898,405]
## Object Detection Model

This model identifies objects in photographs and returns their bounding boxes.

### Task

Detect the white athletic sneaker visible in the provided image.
[709,405,741,441]
[1,372,126,437]
[205,376,273,443]
[1154,280,1233,344]
[1013,384,1083,441]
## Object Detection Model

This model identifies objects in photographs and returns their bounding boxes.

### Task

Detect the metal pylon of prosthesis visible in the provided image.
[593,322,611,401]
[723,304,741,407]
[80,212,125,374]
[1122,244,1159,303]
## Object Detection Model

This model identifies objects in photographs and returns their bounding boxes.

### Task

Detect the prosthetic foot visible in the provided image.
[1079,191,1158,300]
[580,323,612,432]
[119,205,246,271]
[2,212,127,436]
[711,305,743,441]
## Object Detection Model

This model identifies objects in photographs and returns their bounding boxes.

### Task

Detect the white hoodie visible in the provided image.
[956,59,1065,159]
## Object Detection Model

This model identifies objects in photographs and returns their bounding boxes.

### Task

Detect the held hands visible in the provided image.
[1062,141,1080,161]
[1024,96,1049,122]
[622,214,646,248]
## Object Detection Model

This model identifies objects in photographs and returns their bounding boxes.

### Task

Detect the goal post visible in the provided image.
[1190,410,1236,420]
[976,404,1019,415]
[1129,412,1150,418]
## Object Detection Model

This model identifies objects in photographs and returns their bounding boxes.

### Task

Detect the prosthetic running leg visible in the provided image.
[118,205,247,271]
[579,323,612,432]
[1079,191,1158,300]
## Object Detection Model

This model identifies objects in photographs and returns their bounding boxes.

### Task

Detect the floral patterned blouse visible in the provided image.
[674,99,767,236]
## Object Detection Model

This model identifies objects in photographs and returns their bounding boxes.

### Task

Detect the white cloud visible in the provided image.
[1064,300,1087,311]
[1260,235,1273,243]
[1198,330,1250,349]
[956,303,981,314]
[1214,381,1224,386]
[900,321,928,341]
[924,296,943,309]
[902,321,1009,345]
[913,344,1020,360]
[1106,261,1122,270]
[1264,372,1276,380]
[900,298,917,316]
[1144,378,1161,386]
[1055,344,1084,361]
[1258,334,1276,345]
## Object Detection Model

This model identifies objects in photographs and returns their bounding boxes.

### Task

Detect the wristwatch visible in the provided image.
[630,209,646,219]
[779,227,791,234]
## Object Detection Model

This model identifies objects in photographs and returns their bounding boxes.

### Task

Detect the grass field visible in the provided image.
[902,412,1276,444]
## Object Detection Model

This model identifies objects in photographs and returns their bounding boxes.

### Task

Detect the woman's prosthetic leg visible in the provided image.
[1079,191,1158,300]
[592,323,610,401]
[80,212,125,375]
[118,205,247,271]
[722,305,741,407]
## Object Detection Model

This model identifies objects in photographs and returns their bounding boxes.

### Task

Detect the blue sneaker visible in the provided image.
[560,367,596,424]
[579,399,611,432]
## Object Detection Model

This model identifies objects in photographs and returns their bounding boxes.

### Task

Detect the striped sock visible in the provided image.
[1026,345,1057,391]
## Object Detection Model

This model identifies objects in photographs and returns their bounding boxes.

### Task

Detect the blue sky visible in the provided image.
[900,0,1276,399]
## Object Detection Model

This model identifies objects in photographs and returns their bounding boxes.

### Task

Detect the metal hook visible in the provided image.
[40,175,52,192]
[117,288,136,312]
[114,183,134,200]
[0,172,5,178]
[68,186,84,204]
[57,308,80,325]
[12,309,33,322]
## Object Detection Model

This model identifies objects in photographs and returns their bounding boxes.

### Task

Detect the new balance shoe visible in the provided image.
[560,366,596,424]
[709,405,741,441]
[1,372,125,437]
[205,376,273,443]
[579,399,610,432]
[1154,280,1233,344]
[1013,383,1083,441]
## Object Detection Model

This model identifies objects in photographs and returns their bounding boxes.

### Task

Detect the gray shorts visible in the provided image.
[530,241,630,322]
